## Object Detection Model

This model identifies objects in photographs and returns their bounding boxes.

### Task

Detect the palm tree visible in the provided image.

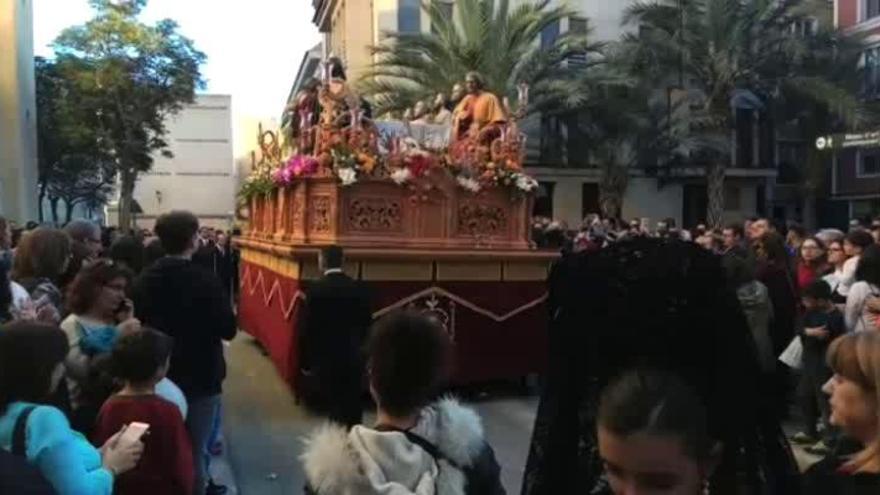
[359,0,599,116]
[619,0,866,227]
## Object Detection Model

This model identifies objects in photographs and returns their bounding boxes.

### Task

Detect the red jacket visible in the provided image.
[92,394,194,495]
[797,262,829,295]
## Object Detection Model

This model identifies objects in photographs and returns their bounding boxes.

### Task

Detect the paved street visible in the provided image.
[222,334,539,494]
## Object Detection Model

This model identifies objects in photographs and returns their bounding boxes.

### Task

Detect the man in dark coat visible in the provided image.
[131,211,236,495]
[298,245,372,428]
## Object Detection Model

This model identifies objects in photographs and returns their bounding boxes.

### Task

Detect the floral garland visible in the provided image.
[240,129,537,197]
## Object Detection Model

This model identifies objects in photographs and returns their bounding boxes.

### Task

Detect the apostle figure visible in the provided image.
[431,93,453,126]
[411,100,431,125]
[451,71,507,145]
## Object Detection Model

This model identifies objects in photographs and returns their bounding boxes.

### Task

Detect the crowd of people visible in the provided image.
[2,207,880,495]
[0,213,238,495]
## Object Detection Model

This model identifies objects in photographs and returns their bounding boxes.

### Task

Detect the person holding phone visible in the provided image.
[60,259,141,434]
[93,328,194,495]
[0,322,143,495]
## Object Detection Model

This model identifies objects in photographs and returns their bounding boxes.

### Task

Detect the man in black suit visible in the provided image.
[298,245,372,427]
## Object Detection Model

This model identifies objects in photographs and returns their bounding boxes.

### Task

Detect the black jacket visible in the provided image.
[299,272,372,376]
[132,257,237,398]
[803,456,880,495]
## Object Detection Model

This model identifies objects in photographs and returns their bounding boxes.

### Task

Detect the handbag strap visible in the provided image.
[12,406,37,457]
[376,425,464,471]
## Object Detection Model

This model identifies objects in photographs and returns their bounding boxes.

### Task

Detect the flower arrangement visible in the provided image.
[390,167,413,185]
[241,123,539,197]
[272,155,319,187]
[331,144,377,186]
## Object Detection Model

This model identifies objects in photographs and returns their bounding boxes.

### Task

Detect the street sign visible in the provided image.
[816,131,880,150]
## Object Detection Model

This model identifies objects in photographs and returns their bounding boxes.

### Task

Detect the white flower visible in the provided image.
[457,176,481,193]
[337,167,358,186]
[391,167,413,185]
[515,174,538,192]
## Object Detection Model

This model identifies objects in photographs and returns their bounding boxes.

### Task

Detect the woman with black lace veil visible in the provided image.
[521,237,801,495]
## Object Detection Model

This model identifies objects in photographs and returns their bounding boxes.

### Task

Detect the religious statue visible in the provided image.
[431,93,452,126]
[285,78,321,154]
[451,72,507,146]
[317,57,363,129]
[411,100,431,125]
[450,83,465,109]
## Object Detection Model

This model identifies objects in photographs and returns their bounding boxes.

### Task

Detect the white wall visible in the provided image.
[0,0,39,223]
[111,94,236,230]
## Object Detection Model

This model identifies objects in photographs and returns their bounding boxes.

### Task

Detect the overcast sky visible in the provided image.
[33,0,322,128]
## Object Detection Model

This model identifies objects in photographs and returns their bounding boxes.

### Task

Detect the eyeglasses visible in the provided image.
[829,247,844,252]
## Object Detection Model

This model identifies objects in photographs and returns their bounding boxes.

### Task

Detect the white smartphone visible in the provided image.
[119,422,150,446]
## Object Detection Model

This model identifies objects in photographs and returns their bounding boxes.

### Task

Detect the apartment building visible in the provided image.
[831,0,880,221]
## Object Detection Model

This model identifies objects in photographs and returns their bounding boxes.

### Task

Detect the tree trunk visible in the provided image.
[599,159,628,220]
[117,169,136,233]
[64,199,75,224]
[49,197,60,225]
[706,162,725,228]
[38,182,47,223]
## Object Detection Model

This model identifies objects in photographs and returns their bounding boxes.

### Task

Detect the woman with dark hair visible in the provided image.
[0,322,143,494]
[12,228,72,324]
[802,332,880,493]
[521,237,800,495]
[797,237,831,294]
[301,311,505,495]
[755,232,799,354]
[597,369,721,495]
[839,230,876,298]
[845,245,880,333]
[59,259,139,433]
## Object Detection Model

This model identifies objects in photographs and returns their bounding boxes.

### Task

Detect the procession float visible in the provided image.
[236,59,555,390]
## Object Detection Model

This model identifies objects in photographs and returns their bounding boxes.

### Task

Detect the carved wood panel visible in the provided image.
[457,203,508,237]
[347,197,403,232]
[309,195,332,233]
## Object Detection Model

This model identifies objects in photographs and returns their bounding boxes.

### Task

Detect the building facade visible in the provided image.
[0,0,39,223]
[109,94,236,230]
[304,0,773,227]
[832,0,880,221]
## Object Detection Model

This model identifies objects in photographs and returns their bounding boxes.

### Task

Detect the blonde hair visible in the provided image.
[827,332,880,472]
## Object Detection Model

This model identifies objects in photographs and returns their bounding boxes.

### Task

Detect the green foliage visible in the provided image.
[360,0,595,115]
[51,0,205,229]
[35,56,115,223]
[616,0,868,224]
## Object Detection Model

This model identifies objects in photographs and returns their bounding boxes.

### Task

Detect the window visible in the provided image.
[432,1,453,34]
[541,19,560,49]
[582,183,599,219]
[868,0,880,21]
[858,149,880,177]
[865,47,880,97]
[790,18,818,37]
[724,185,742,211]
[533,182,555,218]
[567,17,588,66]
[399,0,421,33]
